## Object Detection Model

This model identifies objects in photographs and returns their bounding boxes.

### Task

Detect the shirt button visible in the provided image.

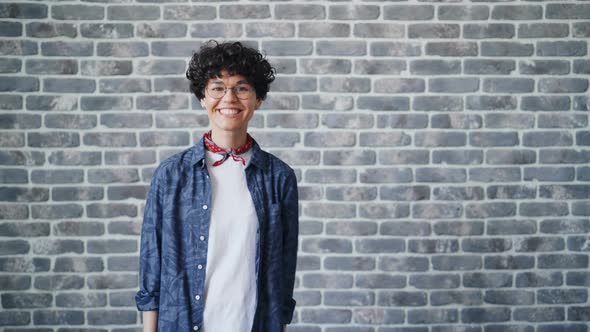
[197,264,203,270]
[193,326,199,331]
[199,235,205,241]
[202,204,208,210]
[195,295,201,301]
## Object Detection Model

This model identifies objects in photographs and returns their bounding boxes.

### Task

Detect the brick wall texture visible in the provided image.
[0,0,589,331]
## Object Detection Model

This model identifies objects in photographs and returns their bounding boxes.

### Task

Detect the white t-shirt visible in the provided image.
[203,149,258,332]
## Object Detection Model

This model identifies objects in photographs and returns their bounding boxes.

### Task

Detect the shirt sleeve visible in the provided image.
[135,168,164,312]
[281,169,299,324]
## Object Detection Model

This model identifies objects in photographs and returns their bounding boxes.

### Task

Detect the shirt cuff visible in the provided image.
[282,298,296,324]
[135,290,160,311]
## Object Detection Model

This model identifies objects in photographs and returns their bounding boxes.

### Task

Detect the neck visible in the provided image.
[210,129,247,150]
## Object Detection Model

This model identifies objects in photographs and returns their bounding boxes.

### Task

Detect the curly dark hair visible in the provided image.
[186,41,275,101]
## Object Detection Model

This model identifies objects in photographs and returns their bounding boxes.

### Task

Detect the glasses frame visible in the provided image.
[205,82,256,100]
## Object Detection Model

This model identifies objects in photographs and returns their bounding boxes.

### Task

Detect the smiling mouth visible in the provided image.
[217,108,242,115]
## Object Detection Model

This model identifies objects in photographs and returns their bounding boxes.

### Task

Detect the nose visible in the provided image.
[222,87,238,101]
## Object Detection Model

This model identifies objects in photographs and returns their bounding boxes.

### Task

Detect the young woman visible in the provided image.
[136,41,298,332]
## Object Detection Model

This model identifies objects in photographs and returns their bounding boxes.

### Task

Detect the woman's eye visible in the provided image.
[237,86,251,92]
[211,87,225,92]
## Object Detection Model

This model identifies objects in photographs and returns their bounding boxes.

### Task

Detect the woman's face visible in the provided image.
[200,70,261,135]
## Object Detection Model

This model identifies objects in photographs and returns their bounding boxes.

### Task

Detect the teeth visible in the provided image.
[218,109,240,115]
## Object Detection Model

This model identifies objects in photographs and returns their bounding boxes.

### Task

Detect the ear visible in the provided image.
[255,99,262,110]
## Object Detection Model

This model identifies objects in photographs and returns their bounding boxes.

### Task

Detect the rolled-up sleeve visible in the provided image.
[135,168,164,311]
[281,170,299,324]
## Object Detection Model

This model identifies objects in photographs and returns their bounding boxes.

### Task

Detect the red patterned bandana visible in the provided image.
[203,131,253,167]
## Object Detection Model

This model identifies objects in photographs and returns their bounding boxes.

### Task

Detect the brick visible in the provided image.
[375,78,424,93]
[426,42,477,57]
[276,4,325,19]
[27,95,77,111]
[573,22,590,37]
[537,41,587,56]
[431,291,482,306]
[33,310,83,325]
[155,113,207,129]
[438,5,489,20]
[52,5,104,20]
[87,310,136,325]
[97,42,149,57]
[108,256,139,272]
[464,24,515,39]
[492,5,542,20]
[487,185,536,200]
[271,151,320,166]
[538,324,587,332]
[416,132,465,147]
[0,239,29,255]
[81,60,132,76]
[54,257,103,273]
[431,115,482,130]
[0,95,22,110]
[519,23,569,38]
[378,291,427,306]
[99,78,150,93]
[87,203,137,218]
[45,114,97,130]
[137,22,186,38]
[384,5,433,20]
[409,24,460,39]
[521,96,570,111]
[429,78,479,93]
[517,272,562,288]
[304,203,355,219]
[268,113,318,129]
[0,275,31,290]
[0,132,24,147]
[355,274,405,289]
[325,257,375,271]
[54,221,105,237]
[466,202,516,218]
[376,114,428,129]
[28,132,79,148]
[408,309,458,324]
[540,219,588,234]
[110,290,137,307]
[461,308,510,323]
[84,132,137,148]
[0,257,49,272]
[432,256,482,271]
[381,185,428,201]
[357,97,409,111]
[107,185,149,200]
[80,23,133,38]
[416,168,466,183]
[353,23,404,38]
[190,23,241,38]
[259,94,299,110]
[484,290,534,305]
[483,78,534,93]
[262,40,313,56]
[87,274,137,289]
[329,5,379,20]
[360,168,412,184]
[0,40,37,56]
[304,132,354,148]
[379,256,429,272]
[31,239,83,255]
[0,311,30,326]
[0,21,22,37]
[371,42,421,57]
[26,59,77,75]
[354,59,405,75]
[0,3,47,18]
[465,59,515,75]
[353,308,404,324]
[410,60,460,75]
[0,222,48,237]
[574,60,590,74]
[380,150,429,165]
[322,114,372,129]
[524,132,573,147]
[546,4,590,19]
[246,22,294,38]
[514,307,564,322]
[303,273,353,289]
[486,149,535,165]
[44,78,95,93]
[136,59,185,75]
[481,42,533,56]
[360,203,409,219]
[31,204,83,219]
[42,41,92,57]
[56,293,106,308]
[538,289,587,305]
[220,4,269,19]
[520,202,568,216]
[137,95,188,110]
[0,169,28,184]
[356,239,404,253]
[299,22,349,38]
[163,5,216,20]
[538,115,587,129]
[273,77,317,92]
[0,77,39,92]
[470,132,518,147]
[301,59,351,75]
[107,5,159,20]
[539,78,588,93]
[485,113,533,129]
[463,238,512,253]
[0,187,48,202]
[317,41,366,56]
[0,114,41,129]
[52,187,103,201]
[301,309,351,324]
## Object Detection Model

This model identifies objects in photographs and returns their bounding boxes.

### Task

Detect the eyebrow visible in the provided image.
[209,80,250,85]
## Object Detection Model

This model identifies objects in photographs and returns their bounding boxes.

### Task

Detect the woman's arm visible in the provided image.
[143,311,158,332]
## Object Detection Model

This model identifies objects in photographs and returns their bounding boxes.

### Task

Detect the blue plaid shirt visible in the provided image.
[135,137,299,332]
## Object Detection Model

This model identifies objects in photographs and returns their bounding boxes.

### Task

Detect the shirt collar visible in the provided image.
[191,135,269,171]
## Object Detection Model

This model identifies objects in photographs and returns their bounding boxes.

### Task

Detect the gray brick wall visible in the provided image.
[0,0,589,331]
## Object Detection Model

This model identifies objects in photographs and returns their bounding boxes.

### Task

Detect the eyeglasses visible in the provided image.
[205,83,255,100]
